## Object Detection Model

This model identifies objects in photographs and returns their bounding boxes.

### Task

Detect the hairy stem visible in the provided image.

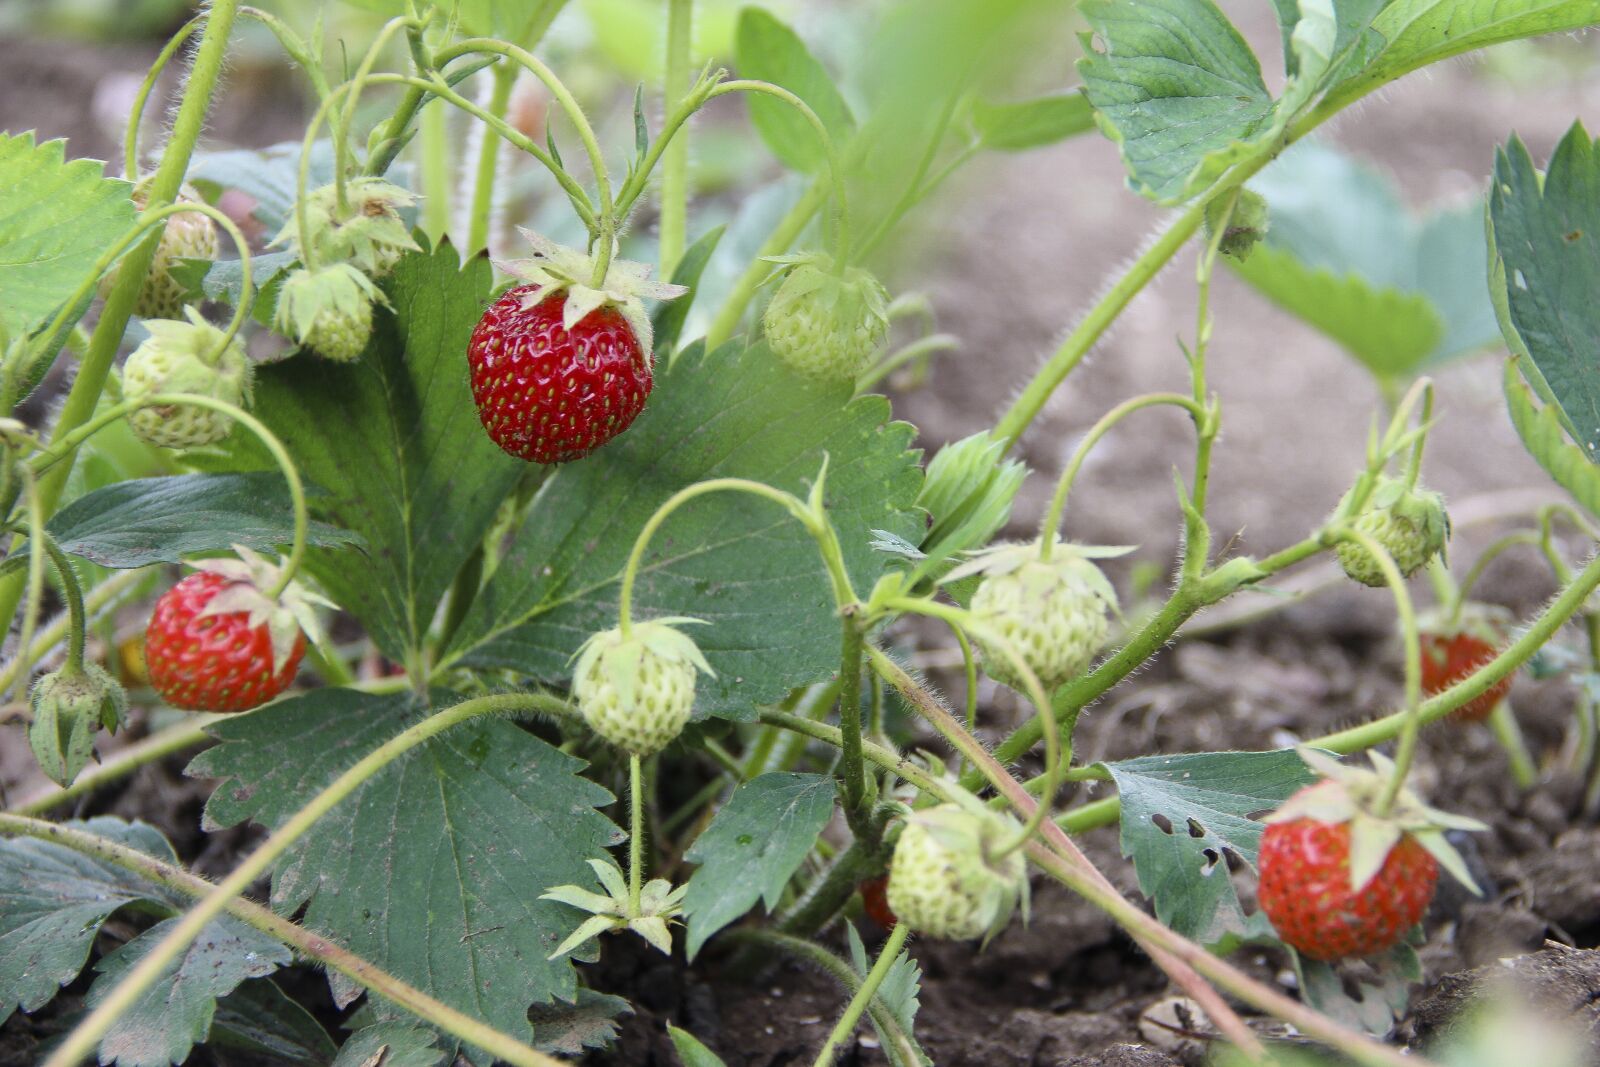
[813,923,909,1067]
[658,0,694,275]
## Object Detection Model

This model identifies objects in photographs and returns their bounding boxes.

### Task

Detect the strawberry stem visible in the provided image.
[628,753,645,915]
[38,536,88,675]
[1036,392,1207,563]
[1328,525,1421,817]
[657,0,694,276]
[1448,531,1542,628]
[812,922,908,1067]
[1488,699,1539,788]
[8,468,46,705]
[120,16,204,179]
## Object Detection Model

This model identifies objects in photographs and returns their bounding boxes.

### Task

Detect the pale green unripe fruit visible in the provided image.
[887,805,1026,940]
[274,264,383,363]
[763,256,890,382]
[1335,476,1449,587]
[101,182,217,320]
[571,620,713,756]
[302,289,373,363]
[122,310,253,449]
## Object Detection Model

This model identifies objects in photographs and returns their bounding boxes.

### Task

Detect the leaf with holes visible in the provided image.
[88,916,290,1067]
[1104,750,1319,950]
[682,773,837,958]
[443,340,922,719]
[0,132,135,338]
[1296,942,1422,1035]
[189,688,622,1061]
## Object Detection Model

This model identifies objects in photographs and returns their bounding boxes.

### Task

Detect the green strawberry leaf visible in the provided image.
[1325,0,1600,112]
[528,988,632,1055]
[444,339,923,717]
[208,980,337,1066]
[969,94,1096,152]
[1295,942,1422,1035]
[681,772,836,959]
[1104,750,1319,950]
[0,132,136,339]
[1233,141,1499,381]
[734,8,856,175]
[0,817,288,1064]
[219,238,523,662]
[11,473,358,571]
[653,223,725,358]
[188,689,623,1058]
[330,1022,446,1067]
[668,1025,730,1067]
[1491,124,1600,455]
[1078,0,1275,205]
[188,142,336,237]
[87,916,290,1067]
[1503,360,1600,520]
[845,922,927,1067]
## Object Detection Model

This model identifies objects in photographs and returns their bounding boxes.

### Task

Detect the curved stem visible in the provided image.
[435,40,612,255]
[122,16,205,179]
[0,569,147,699]
[628,752,645,914]
[616,477,854,635]
[10,468,46,703]
[1328,525,1420,816]
[30,395,305,599]
[336,16,422,204]
[38,537,87,673]
[710,80,849,259]
[813,923,908,1067]
[42,691,570,1067]
[1037,393,1206,561]
[1447,531,1541,627]
[0,814,567,1067]
[705,176,831,349]
[855,333,959,392]
[1402,382,1434,491]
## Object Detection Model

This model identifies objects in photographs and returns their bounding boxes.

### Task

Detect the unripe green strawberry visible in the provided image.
[762,252,890,382]
[274,178,420,277]
[1335,476,1449,587]
[887,804,1027,940]
[28,664,127,787]
[945,539,1128,692]
[274,264,384,362]
[101,181,217,320]
[122,308,253,449]
[572,619,714,755]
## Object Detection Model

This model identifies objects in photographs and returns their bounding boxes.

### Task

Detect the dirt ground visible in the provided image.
[4,7,1600,1066]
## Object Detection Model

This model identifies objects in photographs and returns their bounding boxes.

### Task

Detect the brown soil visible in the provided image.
[5,9,1600,1067]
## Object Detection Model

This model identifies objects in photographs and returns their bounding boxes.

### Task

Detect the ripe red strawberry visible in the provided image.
[468,288,651,464]
[144,548,330,713]
[147,572,305,711]
[1420,631,1508,723]
[470,230,685,464]
[861,874,896,928]
[1256,810,1438,961]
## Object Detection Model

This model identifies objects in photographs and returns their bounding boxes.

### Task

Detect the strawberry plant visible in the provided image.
[2,2,1600,1066]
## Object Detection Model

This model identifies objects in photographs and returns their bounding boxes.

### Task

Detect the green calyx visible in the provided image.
[1270,747,1487,896]
[541,858,688,958]
[1336,475,1450,586]
[191,545,335,674]
[496,228,686,358]
[571,618,714,756]
[276,178,420,276]
[122,308,253,449]
[886,803,1029,942]
[915,431,1029,577]
[762,252,891,382]
[28,663,127,787]
[274,263,385,362]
